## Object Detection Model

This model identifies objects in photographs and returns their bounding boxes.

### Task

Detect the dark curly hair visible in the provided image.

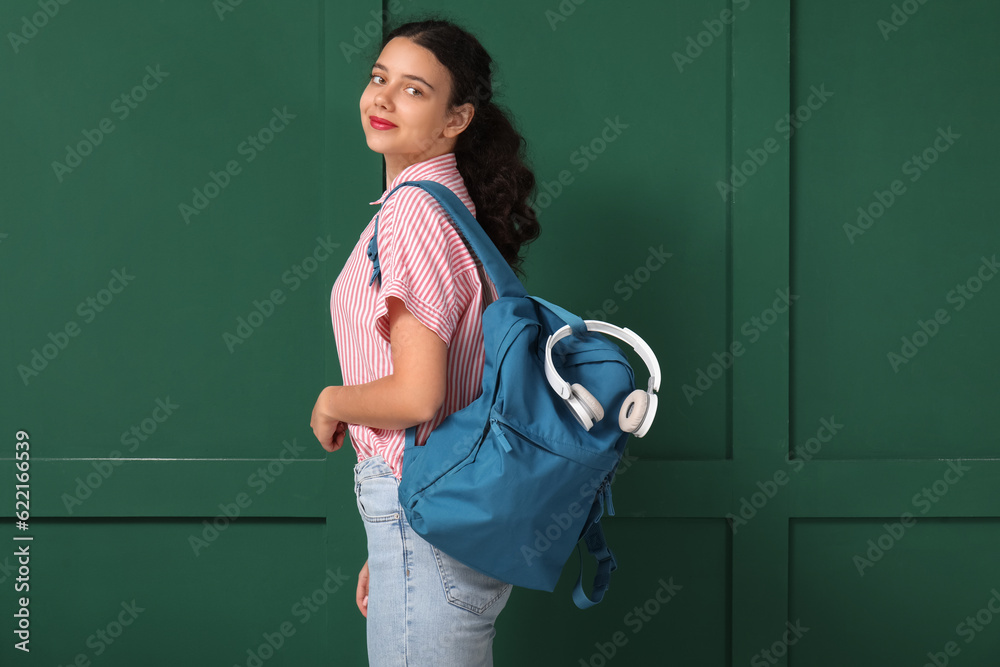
[372,16,541,276]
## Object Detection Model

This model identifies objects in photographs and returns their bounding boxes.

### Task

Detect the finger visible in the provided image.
[357,562,369,617]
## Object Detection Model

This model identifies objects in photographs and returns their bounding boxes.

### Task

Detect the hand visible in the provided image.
[311,386,347,452]
[356,560,370,618]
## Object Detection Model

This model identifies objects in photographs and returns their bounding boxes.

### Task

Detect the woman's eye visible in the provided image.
[369,74,422,97]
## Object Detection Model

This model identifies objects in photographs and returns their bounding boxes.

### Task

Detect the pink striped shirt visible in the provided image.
[330,152,497,479]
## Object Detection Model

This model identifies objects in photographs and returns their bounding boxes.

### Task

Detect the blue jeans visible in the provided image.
[354,455,512,666]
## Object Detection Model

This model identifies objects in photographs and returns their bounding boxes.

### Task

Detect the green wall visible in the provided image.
[1,0,997,665]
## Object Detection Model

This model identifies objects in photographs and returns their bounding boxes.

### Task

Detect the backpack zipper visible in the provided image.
[489,418,513,453]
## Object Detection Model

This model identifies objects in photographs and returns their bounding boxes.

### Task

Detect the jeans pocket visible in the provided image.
[432,546,512,615]
[355,470,401,523]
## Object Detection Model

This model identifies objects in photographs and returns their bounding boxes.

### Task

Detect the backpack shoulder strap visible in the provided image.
[367,214,383,288]
[370,180,526,299]
[367,200,494,312]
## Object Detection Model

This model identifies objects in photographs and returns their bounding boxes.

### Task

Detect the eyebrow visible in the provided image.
[372,62,435,91]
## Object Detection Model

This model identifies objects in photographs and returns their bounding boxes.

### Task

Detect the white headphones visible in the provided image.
[543,320,661,438]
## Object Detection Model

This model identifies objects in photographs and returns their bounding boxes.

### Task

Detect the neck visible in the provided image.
[383,144,455,187]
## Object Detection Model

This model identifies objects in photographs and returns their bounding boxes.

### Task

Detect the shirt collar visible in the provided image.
[369,152,458,206]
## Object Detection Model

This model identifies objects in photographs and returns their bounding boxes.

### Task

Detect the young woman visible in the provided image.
[310,17,540,666]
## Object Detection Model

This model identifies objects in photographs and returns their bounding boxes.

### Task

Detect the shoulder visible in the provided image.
[377,183,476,255]
[377,184,479,278]
[381,185,447,229]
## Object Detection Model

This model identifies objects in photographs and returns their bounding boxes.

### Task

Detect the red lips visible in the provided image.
[370,116,397,130]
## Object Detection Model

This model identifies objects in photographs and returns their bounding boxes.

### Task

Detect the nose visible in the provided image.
[373,86,391,110]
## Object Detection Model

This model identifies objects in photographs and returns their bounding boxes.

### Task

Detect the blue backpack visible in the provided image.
[367,179,661,608]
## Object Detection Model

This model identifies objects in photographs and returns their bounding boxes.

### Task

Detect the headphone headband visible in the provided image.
[544,320,661,400]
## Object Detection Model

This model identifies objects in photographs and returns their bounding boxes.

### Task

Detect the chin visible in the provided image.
[361,128,382,146]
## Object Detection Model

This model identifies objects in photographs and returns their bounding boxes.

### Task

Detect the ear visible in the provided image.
[444,102,475,138]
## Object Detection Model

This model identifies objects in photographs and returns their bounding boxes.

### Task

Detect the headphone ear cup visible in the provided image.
[569,383,604,429]
[618,390,649,434]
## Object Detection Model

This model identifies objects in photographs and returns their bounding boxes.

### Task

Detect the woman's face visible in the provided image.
[360,36,473,167]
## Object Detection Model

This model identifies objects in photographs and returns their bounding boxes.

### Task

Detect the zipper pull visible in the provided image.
[490,419,513,453]
[603,482,615,517]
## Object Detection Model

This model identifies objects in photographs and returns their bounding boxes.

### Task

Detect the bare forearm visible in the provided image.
[317,376,442,431]
[316,296,447,433]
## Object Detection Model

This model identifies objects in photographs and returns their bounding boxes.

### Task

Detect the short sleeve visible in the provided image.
[372,187,480,346]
